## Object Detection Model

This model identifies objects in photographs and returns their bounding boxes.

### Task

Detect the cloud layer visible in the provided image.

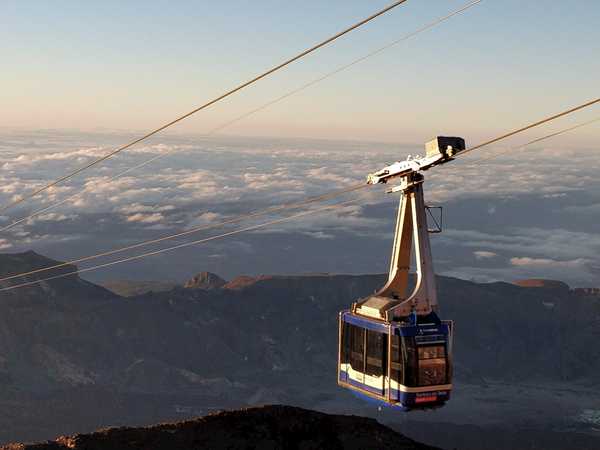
[0,129,599,287]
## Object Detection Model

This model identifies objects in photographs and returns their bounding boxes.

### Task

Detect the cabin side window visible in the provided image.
[349,324,365,372]
[417,344,447,386]
[390,334,403,385]
[365,329,386,378]
[402,336,419,387]
[340,321,352,366]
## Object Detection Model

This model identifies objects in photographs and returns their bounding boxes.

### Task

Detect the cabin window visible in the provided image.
[340,321,352,366]
[390,334,402,384]
[402,336,419,387]
[349,324,365,372]
[365,330,386,377]
[417,344,447,386]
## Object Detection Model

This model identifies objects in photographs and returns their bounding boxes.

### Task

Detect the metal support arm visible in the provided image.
[354,172,438,320]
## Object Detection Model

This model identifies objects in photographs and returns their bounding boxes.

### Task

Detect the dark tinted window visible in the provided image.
[365,330,386,377]
[417,344,447,386]
[340,321,352,365]
[402,336,418,387]
[349,325,364,372]
[390,334,402,384]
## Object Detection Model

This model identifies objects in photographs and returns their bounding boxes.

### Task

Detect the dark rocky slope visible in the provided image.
[0,251,599,448]
[1,405,437,450]
[101,280,177,297]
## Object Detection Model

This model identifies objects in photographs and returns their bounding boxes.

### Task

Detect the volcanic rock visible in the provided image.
[1,405,438,450]
[513,278,570,291]
[184,272,227,290]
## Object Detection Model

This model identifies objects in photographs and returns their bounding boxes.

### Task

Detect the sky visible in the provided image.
[2,0,599,142]
[0,1,600,288]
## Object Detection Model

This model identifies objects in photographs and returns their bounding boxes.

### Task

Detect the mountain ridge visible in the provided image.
[1,405,438,450]
[0,251,599,448]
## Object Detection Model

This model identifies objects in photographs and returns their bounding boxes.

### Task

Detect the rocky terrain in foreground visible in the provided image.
[1,405,436,450]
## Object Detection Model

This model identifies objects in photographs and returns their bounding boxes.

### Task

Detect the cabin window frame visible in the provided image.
[416,342,448,386]
[365,329,386,378]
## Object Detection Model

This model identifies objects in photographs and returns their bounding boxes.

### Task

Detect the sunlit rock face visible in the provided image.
[184,272,227,290]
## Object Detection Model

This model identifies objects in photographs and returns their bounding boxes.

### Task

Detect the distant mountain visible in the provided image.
[572,287,600,297]
[0,250,116,303]
[0,251,599,447]
[101,280,178,297]
[1,405,437,450]
[513,278,571,291]
[184,272,227,290]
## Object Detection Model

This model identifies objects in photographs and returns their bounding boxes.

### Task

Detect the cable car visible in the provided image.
[337,137,464,410]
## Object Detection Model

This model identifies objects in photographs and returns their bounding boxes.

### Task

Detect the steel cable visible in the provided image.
[459,98,600,156]
[0,0,482,234]
[460,116,600,166]
[0,194,374,292]
[0,0,409,215]
[0,184,368,284]
[2,100,599,289]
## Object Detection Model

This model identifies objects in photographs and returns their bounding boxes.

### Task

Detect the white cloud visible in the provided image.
[186,212,224,229]
[510,257,591,269]
[0,239,12,250]
[564,203,600,214]
[1,147,108,168]
[474,250,497,260]
[442,228,600,262]
[126,213,164,224]
[118,203,176,214]
[27,213,76,224]
[305,167,355,185]
[302,231,335,240]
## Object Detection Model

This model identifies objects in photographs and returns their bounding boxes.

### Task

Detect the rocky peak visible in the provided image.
[184,272,226,290]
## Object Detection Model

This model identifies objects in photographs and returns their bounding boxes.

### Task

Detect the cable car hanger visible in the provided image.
[338,136,465,410]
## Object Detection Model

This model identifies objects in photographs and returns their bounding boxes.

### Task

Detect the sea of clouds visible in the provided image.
[1,129,599,287]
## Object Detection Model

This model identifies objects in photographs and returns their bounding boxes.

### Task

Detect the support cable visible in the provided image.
[0,195,373,293]
[459,98,600,156]
[0,184,368,283]
[0,0,482,234]
[2,99,598,288]
[0,0,409,215]
[461,116,600,166]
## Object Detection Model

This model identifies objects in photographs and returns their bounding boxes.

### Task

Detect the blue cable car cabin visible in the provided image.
[338,310,453,410]
[337,137,465,410]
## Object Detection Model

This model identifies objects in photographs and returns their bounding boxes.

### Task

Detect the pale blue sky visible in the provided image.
[2,0,599,143]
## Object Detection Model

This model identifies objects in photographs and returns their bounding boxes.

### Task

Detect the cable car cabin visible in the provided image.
[337,137,464,410]
[337,311,453,410]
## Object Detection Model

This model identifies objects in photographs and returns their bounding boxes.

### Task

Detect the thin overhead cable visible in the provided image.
[207,0,483,135]
[0,0,409,215]
[0,195,373,293]
[463,116,600,165]
[459,98,600,156]
[0,184,368,283]
[2,98,598,288]
[0,0,483,234]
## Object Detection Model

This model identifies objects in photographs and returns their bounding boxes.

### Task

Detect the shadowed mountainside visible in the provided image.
[0,251,599,448]
[101,280,177,297]
[1,405,437,450]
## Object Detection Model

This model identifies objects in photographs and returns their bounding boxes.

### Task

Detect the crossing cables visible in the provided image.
[0,0,410,216]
